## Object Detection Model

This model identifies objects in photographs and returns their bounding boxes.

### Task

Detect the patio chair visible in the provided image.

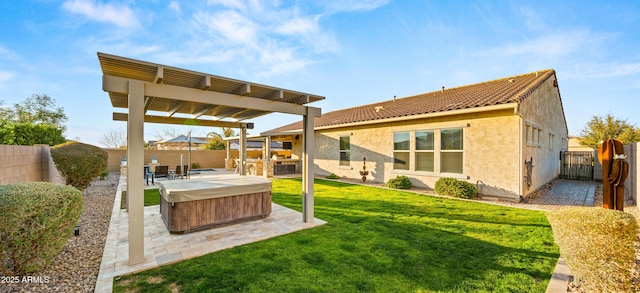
[154,165,170,180]
[144,166,155,185]
[175,165,189,179]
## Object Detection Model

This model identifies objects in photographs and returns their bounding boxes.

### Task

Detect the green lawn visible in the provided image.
[114,178,559,292]
[121,188,161,208]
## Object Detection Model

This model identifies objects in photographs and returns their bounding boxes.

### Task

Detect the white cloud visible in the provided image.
[518,6,545,31]
[62,0,140,28]
[321,0,389,14]
[277,17,319,36]
[169,1,182,14]
[478,30,615,59]
[107,0,345,77]
[194,10,257,46]
[206,0,246,10]
[0,45,20,61]
[0,71,14,88]
[564,62,640,79]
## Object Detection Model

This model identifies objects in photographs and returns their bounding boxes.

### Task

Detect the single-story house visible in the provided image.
[262,69,568,200]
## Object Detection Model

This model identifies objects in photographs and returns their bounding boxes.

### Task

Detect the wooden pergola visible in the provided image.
[98,52,323,265]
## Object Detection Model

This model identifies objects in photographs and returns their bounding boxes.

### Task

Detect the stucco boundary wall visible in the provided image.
[624,143,639,205]
[0,144,64,185]
[104,149,240,172]
[593,143,639,205]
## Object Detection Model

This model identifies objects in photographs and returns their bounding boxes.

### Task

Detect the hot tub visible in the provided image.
[159,175,272,233]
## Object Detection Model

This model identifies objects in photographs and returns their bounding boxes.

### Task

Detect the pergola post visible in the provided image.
[239,126,247,175]
[302,107,316,222]
[225,140,230,170]
[127,81,145,265]
[263,136,271,177]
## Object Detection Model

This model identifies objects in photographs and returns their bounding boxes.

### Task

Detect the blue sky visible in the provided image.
[1,0,639,146]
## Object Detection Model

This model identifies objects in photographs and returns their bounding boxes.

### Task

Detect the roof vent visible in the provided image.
[393,95,396,102]
[441,86,445,93]
[535,71,539,77]
[375,106,385,112]
[508,78,515,83]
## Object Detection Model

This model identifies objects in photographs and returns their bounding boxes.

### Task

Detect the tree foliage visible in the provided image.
[579,114,640,149]
[0,95,67,145]
[202,132,226,150]
[1,94,68,131]
[0,122,66,146]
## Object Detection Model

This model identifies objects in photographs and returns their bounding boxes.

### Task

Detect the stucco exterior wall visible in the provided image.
[517,76,568,196]
[311,109,523,199]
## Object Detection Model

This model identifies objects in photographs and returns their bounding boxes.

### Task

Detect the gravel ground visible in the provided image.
[2,173,118,293]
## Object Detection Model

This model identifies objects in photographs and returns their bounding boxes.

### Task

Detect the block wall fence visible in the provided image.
[0,144,63,185]
[104,149,240,172]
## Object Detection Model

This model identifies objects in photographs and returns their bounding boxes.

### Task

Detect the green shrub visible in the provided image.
[326,173,340,179]
[191,162,201,170]
[51,141,108,191]
[386,175,412,189]
[435,178,477,199]
[0,122,66,146]
[547,207,637,292]
[0,182,83,274]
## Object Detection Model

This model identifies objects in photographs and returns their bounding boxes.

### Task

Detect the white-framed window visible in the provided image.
[393,128,464,174]
[525,122,543,147]
[393,132,410,170]
[549,133,555,151]
[415,130,434,172]
[441,128,463,174]
[339,135,350,166]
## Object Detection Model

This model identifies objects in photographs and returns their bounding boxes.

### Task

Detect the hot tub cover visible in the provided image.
[159,175,272,203]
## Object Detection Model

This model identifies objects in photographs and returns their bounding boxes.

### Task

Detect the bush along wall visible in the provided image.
[386,175,412,189]
[51,141,108,191]
[435,177,477,199]
[0,182,83,274]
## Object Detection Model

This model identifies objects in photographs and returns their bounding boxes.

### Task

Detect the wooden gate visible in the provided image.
[560,151,594,181]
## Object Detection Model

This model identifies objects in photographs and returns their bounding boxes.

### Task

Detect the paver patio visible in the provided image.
[94,173,326,293]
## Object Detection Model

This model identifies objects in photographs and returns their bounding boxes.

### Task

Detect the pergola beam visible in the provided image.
[192,105,216,118]
[167,102,182,117]
[143,96,153,113]
[200,75,211,90]
[103,75,320,117]
[263,89,283,100]
[113,112,250,128]
[154,66,164,84]
[232,83,251,95]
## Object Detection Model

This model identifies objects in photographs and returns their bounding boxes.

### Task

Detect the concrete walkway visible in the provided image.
[528,179,596,208]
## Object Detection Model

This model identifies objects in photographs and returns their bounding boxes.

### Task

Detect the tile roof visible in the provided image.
[265,69,557,133]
